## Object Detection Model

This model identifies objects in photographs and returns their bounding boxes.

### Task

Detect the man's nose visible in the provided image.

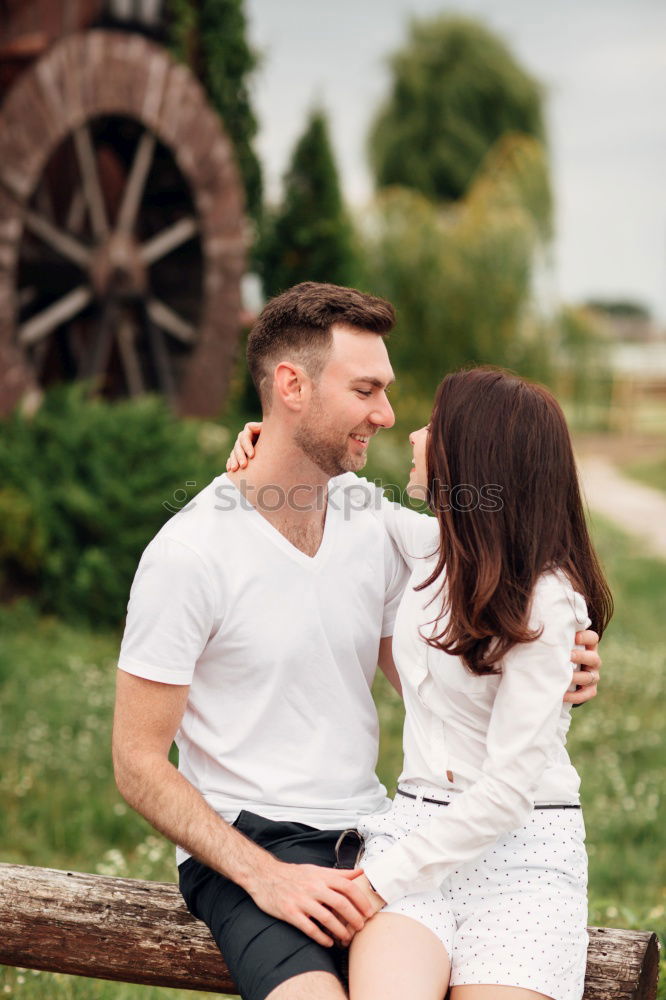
[371,393,395,429]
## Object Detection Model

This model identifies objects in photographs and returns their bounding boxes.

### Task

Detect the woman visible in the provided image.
[229,366,612,1000]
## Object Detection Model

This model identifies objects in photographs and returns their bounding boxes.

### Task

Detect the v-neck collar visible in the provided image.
[220,473,338,570]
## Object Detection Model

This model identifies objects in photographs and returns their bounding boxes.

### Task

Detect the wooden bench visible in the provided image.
[0,863,660,998]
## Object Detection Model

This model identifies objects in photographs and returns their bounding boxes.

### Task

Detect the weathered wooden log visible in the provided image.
[0,863,235,993]
[0,863,660,999]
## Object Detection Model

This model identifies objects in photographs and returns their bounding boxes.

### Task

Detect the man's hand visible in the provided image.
[565,629,602,704]
[227,420,262,472]
[247,858,376,948]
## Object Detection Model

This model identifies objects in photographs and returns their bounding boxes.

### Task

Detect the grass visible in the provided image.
[622,451,666,494]
[0,604,198,1000]
[1,514,665,998]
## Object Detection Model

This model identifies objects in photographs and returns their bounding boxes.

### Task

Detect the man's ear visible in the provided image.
[273,361,311,412]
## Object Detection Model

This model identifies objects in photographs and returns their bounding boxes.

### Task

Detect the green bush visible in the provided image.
[0,386,229,626]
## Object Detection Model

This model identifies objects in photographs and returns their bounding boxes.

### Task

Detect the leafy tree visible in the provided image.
[167,0,262,220]
[369,15,548,211]
[360,134,552,399]
[260,109,359,298]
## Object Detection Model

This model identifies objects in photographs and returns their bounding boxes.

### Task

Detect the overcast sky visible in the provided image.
[245,0,666,322]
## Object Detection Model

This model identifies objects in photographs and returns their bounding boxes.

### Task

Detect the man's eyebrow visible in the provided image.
[350,375,396,388]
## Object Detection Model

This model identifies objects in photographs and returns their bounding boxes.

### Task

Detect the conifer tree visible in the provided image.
[260,109,358,298]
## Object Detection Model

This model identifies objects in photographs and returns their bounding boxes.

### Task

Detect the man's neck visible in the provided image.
[226,422,330,521]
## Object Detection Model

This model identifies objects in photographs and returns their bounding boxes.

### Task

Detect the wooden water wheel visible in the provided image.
[0,29,246,416]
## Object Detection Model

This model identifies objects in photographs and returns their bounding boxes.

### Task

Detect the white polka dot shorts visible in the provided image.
[358,788,588,1000]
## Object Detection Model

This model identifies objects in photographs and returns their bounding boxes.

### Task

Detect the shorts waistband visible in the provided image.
[396,787,581,809]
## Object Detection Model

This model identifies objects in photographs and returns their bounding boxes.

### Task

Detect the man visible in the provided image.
[113,282,601,1000]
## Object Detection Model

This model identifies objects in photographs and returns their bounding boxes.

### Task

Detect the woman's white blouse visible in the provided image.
[363,498,591,905]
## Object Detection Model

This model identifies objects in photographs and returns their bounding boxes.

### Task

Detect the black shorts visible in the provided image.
[179,811,361,1000]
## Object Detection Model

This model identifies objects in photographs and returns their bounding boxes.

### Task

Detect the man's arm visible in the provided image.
[112,670,374,946]
[377,630,600,705]
[566,629,602,703]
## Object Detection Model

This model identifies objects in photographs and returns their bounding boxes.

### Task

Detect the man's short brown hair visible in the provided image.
[247,282,395,409]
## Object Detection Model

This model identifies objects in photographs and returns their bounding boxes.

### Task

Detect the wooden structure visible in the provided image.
[0,863,660,999]
[0,0,246,416]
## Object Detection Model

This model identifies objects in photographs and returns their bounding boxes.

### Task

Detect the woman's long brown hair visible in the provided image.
[417,367,613,675]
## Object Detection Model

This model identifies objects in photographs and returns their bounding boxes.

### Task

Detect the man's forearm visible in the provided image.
[115,752,273,892]
[112,672,373,947]
[115,752,375,947]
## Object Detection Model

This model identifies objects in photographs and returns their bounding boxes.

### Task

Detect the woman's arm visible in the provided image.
[226,421,439,561]
[375,492,439,570]
[362,576,589,905]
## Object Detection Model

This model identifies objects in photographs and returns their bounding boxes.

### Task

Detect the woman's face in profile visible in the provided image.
[406,425,429,499]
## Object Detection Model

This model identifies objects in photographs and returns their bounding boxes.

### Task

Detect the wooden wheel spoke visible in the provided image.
[18,285,93,347]
[146,318,176,401]
[65,188,87,235]
[84,300,117,380]
[140,216,198,266]
[116,315,145,397]
[73,123,109,241]
[116,130,156,235]
[146,297,196,344]
[24,209,90,268]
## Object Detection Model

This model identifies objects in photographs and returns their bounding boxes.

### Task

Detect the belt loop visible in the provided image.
[415,787,424,804]
[334,829,363,869]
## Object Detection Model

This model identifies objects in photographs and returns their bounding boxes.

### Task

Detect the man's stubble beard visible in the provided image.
[293,398,368,478]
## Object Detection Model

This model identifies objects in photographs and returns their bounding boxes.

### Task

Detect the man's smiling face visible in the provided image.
[294,324,396,476]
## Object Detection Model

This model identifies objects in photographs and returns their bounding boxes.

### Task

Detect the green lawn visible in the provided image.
[622,451,666,494]
[1,516,664,998]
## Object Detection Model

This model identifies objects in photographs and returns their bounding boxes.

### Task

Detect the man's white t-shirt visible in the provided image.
[118,473,408,863]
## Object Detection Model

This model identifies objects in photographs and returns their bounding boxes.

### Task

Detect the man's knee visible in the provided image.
[266,970,347,1000]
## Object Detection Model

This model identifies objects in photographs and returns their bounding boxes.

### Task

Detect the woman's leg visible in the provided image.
[451,988,552,1000]
[349,912,451,1000]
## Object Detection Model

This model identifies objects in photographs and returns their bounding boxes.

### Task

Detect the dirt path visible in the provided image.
[576,453,666,559]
